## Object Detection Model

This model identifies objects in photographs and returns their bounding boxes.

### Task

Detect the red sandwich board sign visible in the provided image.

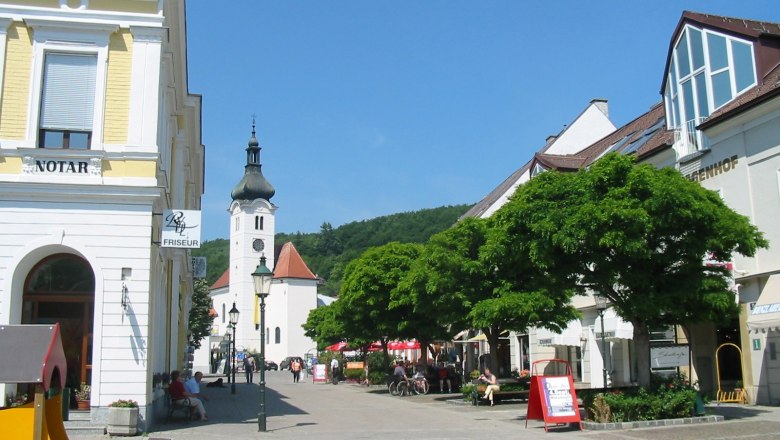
[525,359,582,431]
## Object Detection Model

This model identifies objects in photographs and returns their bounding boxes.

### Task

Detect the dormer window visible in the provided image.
[664,26,756,157]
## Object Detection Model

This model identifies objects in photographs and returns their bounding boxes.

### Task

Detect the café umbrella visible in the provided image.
[324,341,350,352]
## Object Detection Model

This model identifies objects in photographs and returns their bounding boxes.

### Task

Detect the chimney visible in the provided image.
[591,98,609,118]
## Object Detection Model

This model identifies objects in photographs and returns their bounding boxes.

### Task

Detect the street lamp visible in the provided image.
[594,293,609,392]
[229,302,240,395]
[252,255,273,432]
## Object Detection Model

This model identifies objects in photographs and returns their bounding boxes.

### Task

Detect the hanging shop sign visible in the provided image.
[161,209,202,248]
[650,344,689,369]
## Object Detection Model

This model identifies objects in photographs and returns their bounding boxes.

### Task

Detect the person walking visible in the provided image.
[330,357,340,385]
[291,358,302,383]
[243,353,255,384]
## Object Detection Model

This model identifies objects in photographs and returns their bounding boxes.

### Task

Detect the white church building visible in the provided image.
[192,129,319,373]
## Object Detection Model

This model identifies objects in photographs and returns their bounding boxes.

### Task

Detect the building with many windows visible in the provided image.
[0,0,203,426]
[465,11,780,403]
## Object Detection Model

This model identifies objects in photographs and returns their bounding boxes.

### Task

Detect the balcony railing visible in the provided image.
[674,118,710,159]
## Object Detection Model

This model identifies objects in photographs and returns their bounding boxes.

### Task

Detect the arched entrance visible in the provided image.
[22,254,95,393]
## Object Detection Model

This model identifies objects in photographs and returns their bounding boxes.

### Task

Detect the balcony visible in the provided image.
[674,118,710,161]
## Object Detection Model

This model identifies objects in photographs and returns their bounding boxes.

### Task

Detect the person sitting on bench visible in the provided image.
[478,367,500,407]
[170,370,208,421]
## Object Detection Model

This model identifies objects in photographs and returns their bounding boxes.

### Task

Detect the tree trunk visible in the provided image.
[633,320,652,388]
[487,329,501,375]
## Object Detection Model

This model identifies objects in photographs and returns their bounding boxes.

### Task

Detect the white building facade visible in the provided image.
[0,0,203,426]
[464,11,780,402]
[192,130,318,374]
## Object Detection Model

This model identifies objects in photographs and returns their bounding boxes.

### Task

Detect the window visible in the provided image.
[266,328,270,345]
[222,304,226,324]
[274,327,281,344]
[665,26,757,131]
[255,215,263,230]
[38,53,97,149]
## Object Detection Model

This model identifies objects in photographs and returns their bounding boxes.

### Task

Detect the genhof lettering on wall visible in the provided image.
[162,209,202,248]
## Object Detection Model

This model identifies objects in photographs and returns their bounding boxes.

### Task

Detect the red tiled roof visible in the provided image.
[211,269,230,290]
[273,242,317,280]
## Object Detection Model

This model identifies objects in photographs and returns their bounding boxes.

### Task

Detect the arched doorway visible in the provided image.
[22,254,95,393]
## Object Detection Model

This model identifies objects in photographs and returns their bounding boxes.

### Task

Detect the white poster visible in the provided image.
[543,376,575,417]
[650,345,689,369]
[161,209,202,248]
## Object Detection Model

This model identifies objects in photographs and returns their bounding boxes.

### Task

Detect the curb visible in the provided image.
[582,414,724,430]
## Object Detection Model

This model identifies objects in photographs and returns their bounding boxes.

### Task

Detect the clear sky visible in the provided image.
[186,1,779,241]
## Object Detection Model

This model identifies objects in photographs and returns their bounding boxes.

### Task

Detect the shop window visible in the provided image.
[38,53,97,149]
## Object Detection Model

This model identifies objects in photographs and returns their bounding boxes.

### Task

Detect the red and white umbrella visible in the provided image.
[387,340,420,350]
[324,341,350,352]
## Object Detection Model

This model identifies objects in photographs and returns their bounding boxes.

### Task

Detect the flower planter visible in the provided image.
[107,406,139,436]
[77,400,90,410]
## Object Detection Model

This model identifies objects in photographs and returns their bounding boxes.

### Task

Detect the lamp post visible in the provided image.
[229,302,240,395]
[252,255,273,432]
[594,293,609,392]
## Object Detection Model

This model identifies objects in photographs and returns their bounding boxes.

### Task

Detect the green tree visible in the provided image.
[412,217,578,370]
[496,153,768,387]
[336,242,423,366]
[188,278,214,349]
[302,303,344,350]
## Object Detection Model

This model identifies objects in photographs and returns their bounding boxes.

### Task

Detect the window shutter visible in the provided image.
[40,53,97,131]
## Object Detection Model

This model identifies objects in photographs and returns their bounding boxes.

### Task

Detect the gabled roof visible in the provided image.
[578,102,673,165]
[661,11,780,95]
[211,269,230,290]
[274,242,317,280]
[460,161,531,220]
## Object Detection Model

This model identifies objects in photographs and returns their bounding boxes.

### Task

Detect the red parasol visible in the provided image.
[368,341,383,351]
[324,341,350,352]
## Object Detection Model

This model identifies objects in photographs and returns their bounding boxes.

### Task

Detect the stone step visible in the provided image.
[64,411,106,437]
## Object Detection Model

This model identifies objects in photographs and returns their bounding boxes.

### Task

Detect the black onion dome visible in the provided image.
[230,128,275,201]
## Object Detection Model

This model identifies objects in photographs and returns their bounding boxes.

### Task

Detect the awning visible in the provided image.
[595,311,634,340]
[748,276,780,333]
[466,333,488,342]
[536,320,583,346]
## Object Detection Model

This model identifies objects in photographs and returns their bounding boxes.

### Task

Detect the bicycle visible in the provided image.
[411,376,429,395]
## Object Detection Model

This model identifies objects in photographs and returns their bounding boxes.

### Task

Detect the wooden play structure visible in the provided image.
[715,342,747,404]
[0,324,70,440]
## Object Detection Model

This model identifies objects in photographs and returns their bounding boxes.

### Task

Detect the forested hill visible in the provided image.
[192,204,473,296]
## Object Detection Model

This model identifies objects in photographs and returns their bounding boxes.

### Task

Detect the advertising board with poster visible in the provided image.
[526,359,582,431]
[312,364,327,383]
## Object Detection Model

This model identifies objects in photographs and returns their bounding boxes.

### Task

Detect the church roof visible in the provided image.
[211,269,230,289]
[231,128,275,201]
[274,242,317,280]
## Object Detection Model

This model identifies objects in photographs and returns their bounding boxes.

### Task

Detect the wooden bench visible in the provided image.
[471,384,530,406]
[165,390,193,423]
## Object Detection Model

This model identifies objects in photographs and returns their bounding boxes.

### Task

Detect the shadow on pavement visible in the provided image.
[708,404,772,420]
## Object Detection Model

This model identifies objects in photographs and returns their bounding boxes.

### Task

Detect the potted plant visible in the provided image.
[107,399,139,436]
[75,383,90,410]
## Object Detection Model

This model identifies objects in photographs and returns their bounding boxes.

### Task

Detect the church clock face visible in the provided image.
[252,238,265,252]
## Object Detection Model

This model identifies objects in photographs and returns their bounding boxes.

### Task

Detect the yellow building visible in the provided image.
[0,0,203,427]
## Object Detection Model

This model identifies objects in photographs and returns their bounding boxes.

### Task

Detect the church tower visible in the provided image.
[228,124,276,352]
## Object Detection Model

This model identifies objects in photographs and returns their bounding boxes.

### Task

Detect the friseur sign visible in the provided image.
[161,209,201,249]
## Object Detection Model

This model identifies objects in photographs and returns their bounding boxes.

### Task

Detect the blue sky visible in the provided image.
[186,1,779,241]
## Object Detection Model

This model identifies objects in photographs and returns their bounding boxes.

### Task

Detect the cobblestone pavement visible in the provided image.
[70,371,780,440]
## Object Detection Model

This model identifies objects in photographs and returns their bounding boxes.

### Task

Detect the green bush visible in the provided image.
[584,373,701,422]
[461,383,476,400]
[344,368,363,381]
[368,371,386,385]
